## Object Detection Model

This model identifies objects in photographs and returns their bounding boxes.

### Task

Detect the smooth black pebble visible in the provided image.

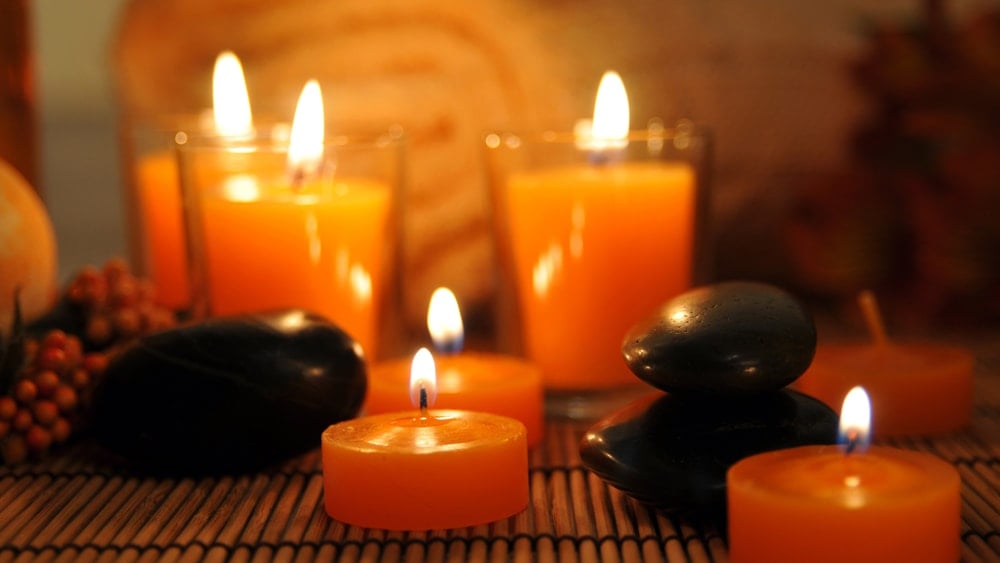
[579,389,838,520]
[622,281,817,394]
[90,310,367,474]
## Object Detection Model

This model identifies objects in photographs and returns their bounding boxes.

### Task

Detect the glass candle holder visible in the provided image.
[177,127,405,361]
[485,120,712,418]
[118,112,208,312]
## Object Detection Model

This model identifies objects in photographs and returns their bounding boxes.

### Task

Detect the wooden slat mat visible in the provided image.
[0,357,998,563]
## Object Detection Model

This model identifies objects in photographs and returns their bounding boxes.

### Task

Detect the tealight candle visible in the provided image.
[797,291,973,436]
[322,348,529,530]
[727,387,961,563]
[132,51,253,310]
[366,287,544,446]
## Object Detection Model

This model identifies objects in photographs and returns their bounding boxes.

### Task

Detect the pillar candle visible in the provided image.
[507,161,694,390]
[129,51,254,311]
[135,151,188,309]
[186,80,395,359]
[500,71,696,390]
[199,179,390,359]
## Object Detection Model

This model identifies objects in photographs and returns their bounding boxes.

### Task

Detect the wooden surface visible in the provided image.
[0,346,997,562]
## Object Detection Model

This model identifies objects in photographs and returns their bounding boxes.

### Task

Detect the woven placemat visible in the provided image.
[0,352,997,563]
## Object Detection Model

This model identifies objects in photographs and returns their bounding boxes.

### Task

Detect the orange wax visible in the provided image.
[505,162,695,389]
[321,410,529,530]
[367,354,544,446]
[728,445,960,563]
[135,152,189,310]
[199,179,390,358]
[797,343,973,436]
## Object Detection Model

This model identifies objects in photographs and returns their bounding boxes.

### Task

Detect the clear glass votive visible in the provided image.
[118,112,209,312]
[485,120,712,418]
[177,127,405,361]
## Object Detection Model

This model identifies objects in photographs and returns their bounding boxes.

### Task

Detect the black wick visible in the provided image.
[844,429,859,455]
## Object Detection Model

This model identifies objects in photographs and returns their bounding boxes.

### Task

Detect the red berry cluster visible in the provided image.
[66,258,175,349]
[0,330,107,464]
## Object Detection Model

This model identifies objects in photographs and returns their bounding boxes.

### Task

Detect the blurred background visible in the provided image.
[10,0,1000,334]
[34,0,127,273]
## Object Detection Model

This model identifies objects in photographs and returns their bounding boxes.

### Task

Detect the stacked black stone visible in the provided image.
[579,281,839,522]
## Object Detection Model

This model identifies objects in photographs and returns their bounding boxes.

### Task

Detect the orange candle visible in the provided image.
[727,387,961,563]
[798,344,972,437]
[797,292,973,436]
[186,81,394,359]
[502,72,695,390]
[199,180,390,358]
[322,348,529,530]
[130,52,254,311]
[367,288,544,445]
[135,151,188,309]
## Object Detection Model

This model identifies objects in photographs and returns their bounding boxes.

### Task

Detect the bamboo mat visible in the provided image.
[0,352,997,563]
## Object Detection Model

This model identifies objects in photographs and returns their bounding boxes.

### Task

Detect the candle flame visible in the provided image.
[212,51,253,137]
[588,70,629,151]
[427,287,464,354]
[409,347,438,412]
[287,80,325,183]
[839,386,872,454]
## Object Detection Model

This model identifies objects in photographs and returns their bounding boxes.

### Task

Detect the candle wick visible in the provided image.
[844,429,859,456]
[858,290,889,347]
[289,166,306,192]
[587,148,624,167]
[438,338,463,356]
[419,385,429,418]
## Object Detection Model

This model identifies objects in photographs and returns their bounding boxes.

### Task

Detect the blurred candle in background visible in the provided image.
[796,291,973,436]
[128,51,252,310]
[367,287,544,445]
[181,80,398,360]
[491,72,697,395]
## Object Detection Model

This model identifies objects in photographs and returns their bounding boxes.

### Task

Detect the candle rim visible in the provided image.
[728,444,960,505]
[322,409,527,453]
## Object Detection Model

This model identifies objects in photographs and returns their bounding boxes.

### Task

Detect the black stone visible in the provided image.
[90,310,367,475]
[579,389,838,520]
[622,281,816,394]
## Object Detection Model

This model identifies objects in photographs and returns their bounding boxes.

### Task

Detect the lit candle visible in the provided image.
[796,291,973,436]
[322,348,529,530]
[191,80,393,359]
[501,71,696,390]
[366,288,544,446]
[727,387,961,563]
[134,51,253,310]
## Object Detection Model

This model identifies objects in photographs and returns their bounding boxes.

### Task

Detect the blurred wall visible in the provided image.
[34,0,127,277]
